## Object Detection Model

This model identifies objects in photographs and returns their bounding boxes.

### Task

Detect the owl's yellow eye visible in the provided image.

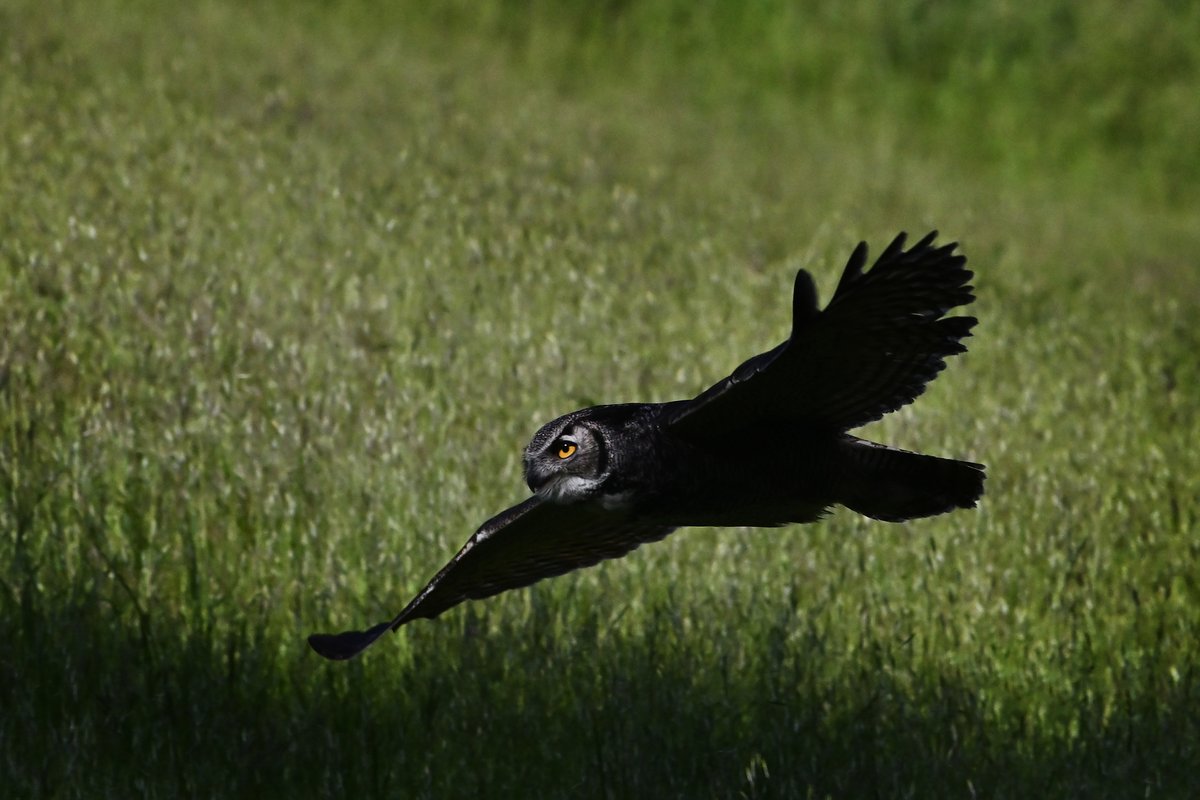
[557,442,577,459]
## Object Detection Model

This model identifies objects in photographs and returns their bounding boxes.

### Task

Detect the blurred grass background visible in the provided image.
[2,0,1198,797]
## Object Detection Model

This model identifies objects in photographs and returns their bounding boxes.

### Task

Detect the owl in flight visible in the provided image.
[310,231,985,660]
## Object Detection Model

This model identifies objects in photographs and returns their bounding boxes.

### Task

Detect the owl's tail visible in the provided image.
[838,436,985,522]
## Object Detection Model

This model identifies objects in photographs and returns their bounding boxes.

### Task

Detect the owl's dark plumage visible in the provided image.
[309,231,985,660]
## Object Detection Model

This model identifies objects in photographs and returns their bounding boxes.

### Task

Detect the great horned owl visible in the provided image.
[310,231,985,660]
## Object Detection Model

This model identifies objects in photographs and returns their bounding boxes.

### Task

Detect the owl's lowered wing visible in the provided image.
[308,497,675,660]
[667,231,975,438]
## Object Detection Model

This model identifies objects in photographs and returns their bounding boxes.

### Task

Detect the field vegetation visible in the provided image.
[2,1,1199,796]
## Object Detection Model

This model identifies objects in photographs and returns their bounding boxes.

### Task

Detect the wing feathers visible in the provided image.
[669,230,976,436]
[792,269,820,332]
[832,239,869,298]
[308,497,675,659]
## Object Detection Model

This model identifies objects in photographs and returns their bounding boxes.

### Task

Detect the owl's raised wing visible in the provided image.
[308,497,675,660]
[667,231,975,438]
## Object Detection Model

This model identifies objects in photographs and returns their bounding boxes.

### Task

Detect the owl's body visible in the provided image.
[310,231,986,660]
[523,402,826,525]
[524,402,978,528]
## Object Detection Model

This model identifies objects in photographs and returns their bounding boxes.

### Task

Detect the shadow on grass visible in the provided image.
[3,595,1197,799]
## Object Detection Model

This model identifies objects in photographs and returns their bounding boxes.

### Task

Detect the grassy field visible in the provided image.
[2,1,1199,797]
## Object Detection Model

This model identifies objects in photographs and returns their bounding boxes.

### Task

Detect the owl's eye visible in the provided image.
[557,442,577,459]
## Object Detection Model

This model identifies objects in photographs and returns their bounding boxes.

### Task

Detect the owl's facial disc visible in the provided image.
[524,421,606,503]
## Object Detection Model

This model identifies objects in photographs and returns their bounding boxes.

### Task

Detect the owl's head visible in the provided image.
[523,412,608,504]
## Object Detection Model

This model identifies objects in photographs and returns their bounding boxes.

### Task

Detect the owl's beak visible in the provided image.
[524,460,551,493]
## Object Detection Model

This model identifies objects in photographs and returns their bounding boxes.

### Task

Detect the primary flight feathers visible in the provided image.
[310,230,984,660]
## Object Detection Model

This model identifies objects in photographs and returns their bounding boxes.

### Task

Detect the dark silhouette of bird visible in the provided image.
[309,230,985,660]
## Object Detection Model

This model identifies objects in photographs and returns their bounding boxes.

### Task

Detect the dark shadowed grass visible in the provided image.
[6,575,1200,797]
[2,1,1199,797]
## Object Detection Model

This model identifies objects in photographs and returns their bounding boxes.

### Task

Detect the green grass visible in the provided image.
[2,0,1199,797]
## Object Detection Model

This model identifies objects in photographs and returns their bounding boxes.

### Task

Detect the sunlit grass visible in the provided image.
[2,1,1198,797]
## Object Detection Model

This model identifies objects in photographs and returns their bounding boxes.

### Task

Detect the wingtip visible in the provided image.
[307,620,394,661]
[792,269,819,331]
[880,231,909,262]
[832,241,868,299]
